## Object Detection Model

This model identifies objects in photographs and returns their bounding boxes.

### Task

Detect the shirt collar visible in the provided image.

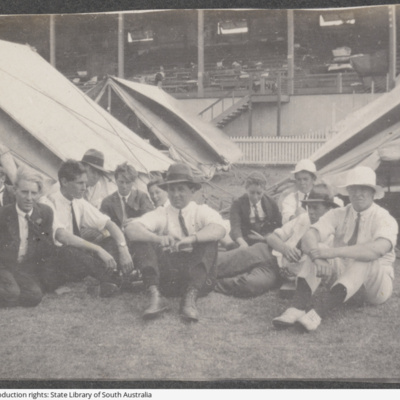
[16,204,33,218]
[351,202,376,218]
[170,201,194,213]
[118,191,132,201]
[59,190,75,205]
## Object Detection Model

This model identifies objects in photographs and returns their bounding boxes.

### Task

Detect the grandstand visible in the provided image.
[0,7,398,140]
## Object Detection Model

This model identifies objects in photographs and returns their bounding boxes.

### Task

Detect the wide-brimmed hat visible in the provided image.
[301,184,339,209]
[81,149,109,173]
[337,166,384,200]
[291,159,317,178]
[158,163,202,191]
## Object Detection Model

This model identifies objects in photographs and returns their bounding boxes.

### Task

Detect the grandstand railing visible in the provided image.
[232,131,329,165]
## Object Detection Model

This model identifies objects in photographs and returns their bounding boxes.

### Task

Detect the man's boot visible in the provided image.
[180,287,199,322]
[143,285,168,319]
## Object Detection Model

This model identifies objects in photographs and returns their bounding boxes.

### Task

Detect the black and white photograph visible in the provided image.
[0,4,399,386]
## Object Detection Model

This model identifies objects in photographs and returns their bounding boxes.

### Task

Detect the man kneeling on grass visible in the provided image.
[273,166,398,332]
[124,163,226,322]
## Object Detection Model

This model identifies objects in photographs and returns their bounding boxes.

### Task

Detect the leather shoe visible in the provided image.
[143,285,169,319]
[180,287,199,322]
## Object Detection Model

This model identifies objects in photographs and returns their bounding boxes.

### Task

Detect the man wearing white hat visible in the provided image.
[276,166,398,332]
[281,159,317,224]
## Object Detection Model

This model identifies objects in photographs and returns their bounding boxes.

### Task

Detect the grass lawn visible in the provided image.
[0,166,399,383]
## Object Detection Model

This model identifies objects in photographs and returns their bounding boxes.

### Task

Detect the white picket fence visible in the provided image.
[232,132,330,165]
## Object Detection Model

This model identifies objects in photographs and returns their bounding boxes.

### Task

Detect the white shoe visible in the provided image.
[273,307,306,329]
[296,309,321,332]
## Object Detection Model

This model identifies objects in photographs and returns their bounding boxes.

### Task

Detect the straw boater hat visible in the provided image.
[158,163,202,191]
[301,184,339,209]
[337,166,384,200]
[81,149,110,174]
[291,159,317,178]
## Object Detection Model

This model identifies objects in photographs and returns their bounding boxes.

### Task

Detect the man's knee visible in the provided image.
[0,284,20,304]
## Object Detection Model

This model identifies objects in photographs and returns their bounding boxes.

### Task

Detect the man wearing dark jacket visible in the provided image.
[229,171,281,248]
[0,167,55,307]
[101,162,153,229]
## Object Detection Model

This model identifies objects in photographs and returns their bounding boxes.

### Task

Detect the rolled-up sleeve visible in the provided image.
[374,212,398,250]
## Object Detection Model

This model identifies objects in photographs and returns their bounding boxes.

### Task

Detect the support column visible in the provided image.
[49,15,56,68]
[118,13,125,79]
[388,5,397,90]
[197,10,205,98]
[287,9,294,95]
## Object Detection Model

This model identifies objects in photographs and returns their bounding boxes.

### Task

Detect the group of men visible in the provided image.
[0,143,397,332]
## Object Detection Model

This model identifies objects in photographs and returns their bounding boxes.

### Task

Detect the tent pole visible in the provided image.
[388,5,396,91]
[49,15,56,68]
[107,85,112,113]
[287,10,294,96]
[118,13,125,79]
[197,10,204,98]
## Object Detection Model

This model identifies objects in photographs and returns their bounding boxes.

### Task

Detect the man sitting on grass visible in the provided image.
[273,166,398,332]
[41,160,134,297]
[0,167,56,307]
[125,163,226,322]
[101,162,153,229]
[215,184,338,298]
[229,171,281,248]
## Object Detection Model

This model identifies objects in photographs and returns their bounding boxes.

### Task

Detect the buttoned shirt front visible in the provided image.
[249,200,266,224]
[118,191,131,224]
[43,191,110,240]
[16,205,32,263]
[134,201,225,239]
[312,202,398,268]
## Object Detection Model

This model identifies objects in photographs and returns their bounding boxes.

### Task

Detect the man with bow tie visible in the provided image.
[0,167,56,307]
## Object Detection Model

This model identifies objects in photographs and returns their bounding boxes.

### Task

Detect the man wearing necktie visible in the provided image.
[273,166,398,332]
[41,160,134,297]
[281,159,317,224]
[229,171,281,249]
[0,167,56,307]
[100,162,153,229]
[125,163,226,322]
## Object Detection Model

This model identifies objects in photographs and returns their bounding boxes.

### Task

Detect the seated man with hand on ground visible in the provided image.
[215,184,338,298]
[125,163,226,322]
[281,159,317,224]
[0,167,57,307]
[229,171,281,248]
[101,162,153,230]
[41,160,134,297]
[273,166,398,332]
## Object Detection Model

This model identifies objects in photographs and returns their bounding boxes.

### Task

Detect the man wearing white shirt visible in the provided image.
[125,163,226,322]
[281,159,317,224]
[274,166,398,332]
[42,160,134,297]
[0,168,56,307]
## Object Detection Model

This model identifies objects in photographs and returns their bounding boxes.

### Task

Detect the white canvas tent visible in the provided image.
[0,40,173,188]
[268,80,400,199]
[87,76,242,178]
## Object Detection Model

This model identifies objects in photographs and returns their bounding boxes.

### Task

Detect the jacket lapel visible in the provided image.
[127,190,140,212]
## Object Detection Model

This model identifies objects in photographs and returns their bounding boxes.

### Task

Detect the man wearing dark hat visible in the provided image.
[125,163,226,322]
[274,166,398,332]
[215,184,339,297]
[80,149,117,210]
